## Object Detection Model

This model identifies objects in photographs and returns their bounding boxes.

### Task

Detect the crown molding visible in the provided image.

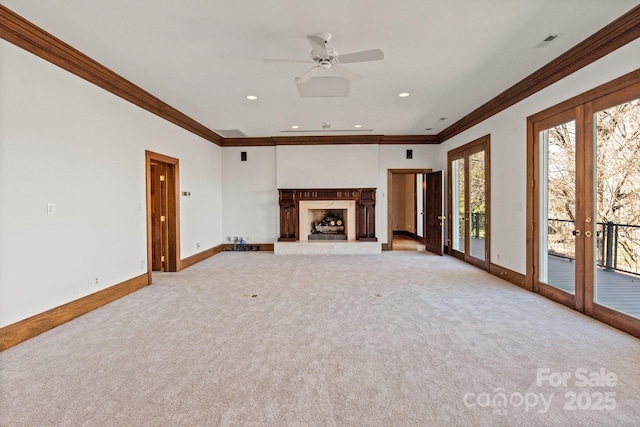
[380,135,440,144]
[438,4,640,142]
[0,5,223,146]
[221,134,440,146]
[221,137,277,147]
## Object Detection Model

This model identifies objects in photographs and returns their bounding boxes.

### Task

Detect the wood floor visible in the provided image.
[392,235,426,251]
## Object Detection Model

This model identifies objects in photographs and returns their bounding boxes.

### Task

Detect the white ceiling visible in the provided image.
[3,0,638,138]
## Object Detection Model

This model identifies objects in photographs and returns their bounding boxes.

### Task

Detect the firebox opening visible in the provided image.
[308,209,347,241]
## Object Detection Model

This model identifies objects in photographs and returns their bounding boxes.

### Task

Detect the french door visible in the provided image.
[529,77,640,337]
[447,135,490,270]
[532,108,583,309]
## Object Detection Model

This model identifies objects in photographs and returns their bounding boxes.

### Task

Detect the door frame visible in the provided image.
[446,135,491,271]
[526,70,640,338]
[145,150,180,282]
[387,169,432,250]
[528,108,583,311]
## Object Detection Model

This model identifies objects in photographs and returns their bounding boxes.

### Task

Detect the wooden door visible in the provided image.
[447,136,491,270]
[425,171,444,255]
[150,162,168,271]
[529,82,640,339]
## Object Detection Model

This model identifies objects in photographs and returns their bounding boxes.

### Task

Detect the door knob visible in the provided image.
[585,230,592,237]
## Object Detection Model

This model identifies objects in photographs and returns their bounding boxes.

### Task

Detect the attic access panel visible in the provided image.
[295,77,350,97]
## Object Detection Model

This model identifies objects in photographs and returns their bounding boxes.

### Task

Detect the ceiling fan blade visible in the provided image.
[263,58,314,63]
[307,34,329,57]
[337,49,384,64]
[332,64,363,81]
[296,66,320,84]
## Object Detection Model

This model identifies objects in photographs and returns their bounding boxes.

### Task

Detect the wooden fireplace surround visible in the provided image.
[278,188,377,242]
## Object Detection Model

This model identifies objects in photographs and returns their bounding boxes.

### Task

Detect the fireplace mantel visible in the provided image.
[278,188,376,242]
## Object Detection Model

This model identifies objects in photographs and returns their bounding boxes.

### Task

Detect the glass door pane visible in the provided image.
[469,150,486,261]
[416,174,424,238]
[452,158,465,252]
[594,98,640,318]
[540,120,577,294]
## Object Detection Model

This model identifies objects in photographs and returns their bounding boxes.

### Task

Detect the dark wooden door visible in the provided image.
[150,163,168,271]
[425,171,444,255]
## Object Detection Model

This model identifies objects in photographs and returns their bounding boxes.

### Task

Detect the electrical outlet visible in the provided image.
[197,242,201,249]
[95,277,99,286]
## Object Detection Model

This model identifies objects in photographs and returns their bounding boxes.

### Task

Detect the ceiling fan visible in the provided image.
[264,32,384,84]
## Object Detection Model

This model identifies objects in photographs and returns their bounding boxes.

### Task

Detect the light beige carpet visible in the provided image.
[1,252,639,426]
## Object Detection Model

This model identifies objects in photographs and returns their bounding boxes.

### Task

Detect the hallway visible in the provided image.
[392,234,426,251]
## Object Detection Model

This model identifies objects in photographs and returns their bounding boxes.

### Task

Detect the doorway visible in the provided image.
[145,151,180,280]
[447,135,491,270]
[387,169,443,254]
[528,78,640,337]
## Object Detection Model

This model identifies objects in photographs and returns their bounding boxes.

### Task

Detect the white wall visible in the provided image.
[0,41,222,327]
[439,38,640,274]
[276,144,379,188]
[391,174,416,232]
[222,146,277,243]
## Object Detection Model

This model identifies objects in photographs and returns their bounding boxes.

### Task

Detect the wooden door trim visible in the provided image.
[527,71,640,338]
[145,151,180,281]
[387,169,432,250]
[446,135,491,271]
[528,109,580,309]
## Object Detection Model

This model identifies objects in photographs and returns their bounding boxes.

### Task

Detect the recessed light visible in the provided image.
[424,127,434,131]
[291,125,299,129]
[399,92,410,97]
[354,124,362,128]
[246,95,258,100]
[438,117,447,121]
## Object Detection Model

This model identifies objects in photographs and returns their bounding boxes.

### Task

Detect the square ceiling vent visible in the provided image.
[295,77,350,97]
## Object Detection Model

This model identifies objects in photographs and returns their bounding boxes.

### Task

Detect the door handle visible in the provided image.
[585,230,592,238]
[572,230,581,236]
[438,216,446,220]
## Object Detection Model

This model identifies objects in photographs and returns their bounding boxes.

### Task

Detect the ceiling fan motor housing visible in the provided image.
[311,47,338,63]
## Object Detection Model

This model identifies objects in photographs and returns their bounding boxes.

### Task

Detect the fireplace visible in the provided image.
[299,200,356,242]
[278,188,376,242]
[308,208,347,240]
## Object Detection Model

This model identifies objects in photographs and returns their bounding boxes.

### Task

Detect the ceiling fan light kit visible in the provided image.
[296,76,350,97]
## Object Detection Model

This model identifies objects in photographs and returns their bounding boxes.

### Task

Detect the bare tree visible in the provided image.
[545,99,640,271]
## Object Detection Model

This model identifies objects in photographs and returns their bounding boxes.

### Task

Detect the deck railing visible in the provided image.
[548,219,640,276]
